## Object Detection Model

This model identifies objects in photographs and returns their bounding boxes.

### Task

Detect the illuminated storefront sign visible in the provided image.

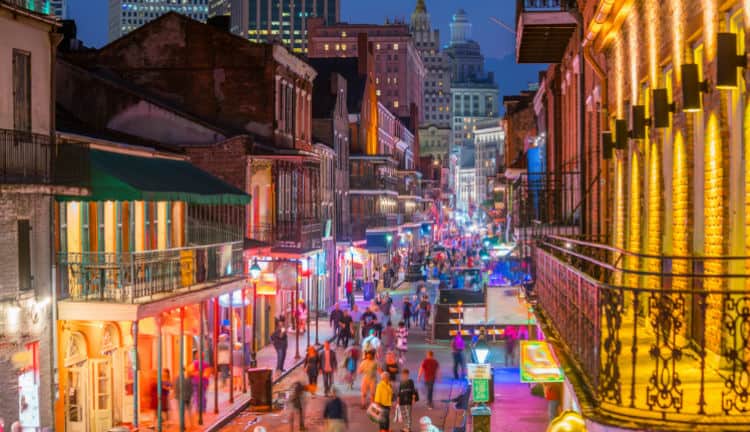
[520,341,564,383]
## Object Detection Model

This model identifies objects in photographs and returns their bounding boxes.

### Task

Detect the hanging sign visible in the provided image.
[275,263,298,290]
[520,341,564,383]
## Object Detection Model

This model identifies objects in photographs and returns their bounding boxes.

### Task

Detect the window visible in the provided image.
[13,50,31,132]
[376,43,381,50]
[60,203,67,254]
[341,44,347,50]
[18,220,31,291]
[394,100,399,108]
[393,43,399,50]
[324,43,329,51]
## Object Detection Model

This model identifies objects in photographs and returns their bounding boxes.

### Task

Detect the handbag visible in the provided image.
[366,402,386,423]
[393,403,402,423]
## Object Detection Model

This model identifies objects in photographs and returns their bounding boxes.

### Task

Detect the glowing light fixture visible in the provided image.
[651,88,675,128]
[681,63,708,112]
[717,32,747,89]
[250,259,262,280]
[474,339,490,364]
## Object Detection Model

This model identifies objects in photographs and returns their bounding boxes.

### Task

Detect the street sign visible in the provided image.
[472,378,490,403]
[520,341,564,383]
[467,363,491,380]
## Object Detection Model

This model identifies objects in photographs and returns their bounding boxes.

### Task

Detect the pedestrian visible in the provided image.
[271,324,288,372]
[338,309,353,348]
[174,365,194,428]
[361,306,378,339]
[418,350,439,409]
[323,386,348,432]
[343,344,360,390]
[395,321,408,363]
[321,341,338,396]
[297,301,308,334]
[357,351,378,408]
[397,369,418,432]
[418,296,430,331]
[352,304,363,345]
[383,350,400,383]
[330,303,343,343]
[303,345,321,396]
[362,328,381,359]
[543,381,563,422]
[411,295,420,328]
[373,269,380,292]
[504,326,517,367]
[160,369,172,422]
[217,334,231,389]
[382,320,396,352]
[402,298,412,329]
[374,372,394,432]
[450,381,471,430]
[451,333,466,380]
[288,381,306,432]
[345,279,355,309]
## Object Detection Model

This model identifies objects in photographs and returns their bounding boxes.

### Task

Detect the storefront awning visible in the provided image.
[58,149,250,205]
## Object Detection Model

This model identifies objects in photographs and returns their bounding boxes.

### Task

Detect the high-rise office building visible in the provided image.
[49,0,65,17]
[108,0,209,42]
[216,0,339,53]
[410,0,451,164]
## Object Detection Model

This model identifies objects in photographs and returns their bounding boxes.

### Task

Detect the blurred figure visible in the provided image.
[362,328,381,359]
[351,304,363,345]
[288,381,307,431]
[450,333,466,379]
[418,350,439,409]
[345,279,355,309]
[374,372,394,432]
[217,334,231,389]
[321,341,338,396]
[297,301,308,334]
[303,345,321,396]
[330,303,343,342]
[338,309,353,348]
[397,369,418,432]
[544,382,563,422]
[396,321,409,364]
[383,350,400,383]
[174,366,194,428]
[357,351,378,408]
[402,298,412,329]
[382,321,396,352]
[343,344,360,390]
[323,386,348,432]
[271,323,288,372]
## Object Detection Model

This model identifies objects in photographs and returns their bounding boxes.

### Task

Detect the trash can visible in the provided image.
[246,368,272,407]
[470,405,492,432]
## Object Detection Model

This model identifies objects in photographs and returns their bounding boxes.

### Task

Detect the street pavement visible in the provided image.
[219,281,549,432]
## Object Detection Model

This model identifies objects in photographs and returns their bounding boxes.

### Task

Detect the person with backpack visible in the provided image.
[343,344,360,390]
[397,369,418,432]
[451,333,466,380]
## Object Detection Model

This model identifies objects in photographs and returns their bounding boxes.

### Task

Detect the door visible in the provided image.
[90,359,113,432]
[66,367,87,432]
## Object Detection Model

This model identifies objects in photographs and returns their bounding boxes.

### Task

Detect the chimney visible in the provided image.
[207,15,231,32]
[357,33,369,76]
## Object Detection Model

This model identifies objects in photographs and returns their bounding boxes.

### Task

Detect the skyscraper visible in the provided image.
[214,0,339,53]
[107,0,209,42]
[410,0,451,163]
[49,0,65,17]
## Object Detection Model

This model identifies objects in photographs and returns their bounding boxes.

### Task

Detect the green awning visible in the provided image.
[58,149,250,205]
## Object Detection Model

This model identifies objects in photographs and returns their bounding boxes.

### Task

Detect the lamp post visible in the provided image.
[249,260,261,367]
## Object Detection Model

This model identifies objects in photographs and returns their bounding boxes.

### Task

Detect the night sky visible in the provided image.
[67,0,544,106]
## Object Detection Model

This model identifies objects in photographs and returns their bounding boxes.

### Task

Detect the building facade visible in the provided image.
[473,118,504,203]
[213,0,339,53]
[307,20,425,120]
[107,0,208,41]
[451,78,499,149]
[456,146,476,213]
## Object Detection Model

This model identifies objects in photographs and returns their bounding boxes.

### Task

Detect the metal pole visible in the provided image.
[315,273,320,346]
[157,316,163,432]
[252,281,258,362]
[229,294,235,404]
[199,302,204,425]
[242,287,248,393]
[213,297,219,413]
[132,321,139,428]
[306,259,311,349]
[179,308,185,432]
[295,261,301,360]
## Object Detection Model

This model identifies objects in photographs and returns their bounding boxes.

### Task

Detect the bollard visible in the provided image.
[470,405,492,432]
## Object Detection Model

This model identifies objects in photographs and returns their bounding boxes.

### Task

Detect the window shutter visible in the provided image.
[18,219,32,291]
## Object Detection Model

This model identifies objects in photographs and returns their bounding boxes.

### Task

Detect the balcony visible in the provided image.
[58,241,244,303]
[533,236,750,430]
[0,128,89,187]
[350,175,398,192]
[248,220,322,251]
[351,214,402,240]
[515,0,578,63]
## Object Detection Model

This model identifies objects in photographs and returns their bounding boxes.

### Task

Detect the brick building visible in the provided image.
[502,91,536,170]
[306,17,425,120]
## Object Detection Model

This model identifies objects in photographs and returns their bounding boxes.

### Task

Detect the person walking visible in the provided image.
[451,333,466,380]
[343,344,360,390]
[345,279,355,310]
[382,321,396,352]
[303,345,321,396]
[361,306,378,339]
[330,304,344,343]
[504,326,518,367]
[374,372,394,432]
[397,369,418,432]
[217,334,231,389]
[357,351,378,408]
[395,321,408,364]
[321,341,338,396]
[383,350,400,383]
[351,304,363,345]
[323,386,348,432]
[271,324,288,372]
[338,309,353,348]
[418,350,439,409]
[174,365,194,428]
[288,381,307,432]
[418,296,430,331]
[402,298,412,329]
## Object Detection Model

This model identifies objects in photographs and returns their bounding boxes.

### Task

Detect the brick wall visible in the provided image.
[646,139,662,289]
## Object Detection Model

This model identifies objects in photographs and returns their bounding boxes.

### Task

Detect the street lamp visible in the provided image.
[249,260,261,366]
[474,338,490,364]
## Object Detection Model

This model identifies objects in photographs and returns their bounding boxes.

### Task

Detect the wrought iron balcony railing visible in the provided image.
[533,237,750,430]
[0,129,89,186]
[350,176,398,191]
[247,220,322,250]
[58,241,243,303]
[515,0,578,63]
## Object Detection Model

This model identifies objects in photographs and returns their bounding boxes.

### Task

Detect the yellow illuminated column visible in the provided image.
[157,202,168,250]
[626,151,641,289]
[672,131,690,291]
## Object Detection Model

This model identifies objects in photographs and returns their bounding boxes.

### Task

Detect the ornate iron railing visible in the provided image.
[350,176,398,191]
[534,240,750,429]
[58,241,244,303]
[0,129,89,186]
